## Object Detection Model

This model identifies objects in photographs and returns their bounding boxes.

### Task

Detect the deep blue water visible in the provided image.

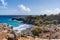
[0,15,26,27]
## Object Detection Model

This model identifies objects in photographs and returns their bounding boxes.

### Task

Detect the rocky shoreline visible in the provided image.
[0,24,34,40]
[1,24,60,40]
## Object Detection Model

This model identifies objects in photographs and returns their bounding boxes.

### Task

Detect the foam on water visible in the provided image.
[0,15,25,27]
[0,15,34,32]
[13,24,34,31]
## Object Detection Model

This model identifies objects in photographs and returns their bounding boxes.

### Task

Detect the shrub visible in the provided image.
[31,26,43,36]
[34,20,43,26]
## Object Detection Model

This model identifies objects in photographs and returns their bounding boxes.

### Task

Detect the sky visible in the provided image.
[0,0,60,15]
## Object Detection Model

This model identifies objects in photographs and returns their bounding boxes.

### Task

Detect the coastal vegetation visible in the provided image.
[24,14,59,25]
[12,14,59,25]
[31,26,43,36]
[1,13,60,40]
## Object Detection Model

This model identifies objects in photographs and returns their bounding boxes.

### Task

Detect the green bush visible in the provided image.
[34,20,43,26]
[51,20,58,24]
[31,26,43,36]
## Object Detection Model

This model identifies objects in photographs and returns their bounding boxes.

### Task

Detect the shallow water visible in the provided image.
[0,15,25,27]
[0,15,34,31]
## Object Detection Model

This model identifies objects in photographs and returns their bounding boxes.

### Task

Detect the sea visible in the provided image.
[0,15,26,27]
[0,15,33,31]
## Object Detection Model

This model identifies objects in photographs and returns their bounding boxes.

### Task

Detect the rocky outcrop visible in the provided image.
[6,31,18,40]
[12,18,25,22]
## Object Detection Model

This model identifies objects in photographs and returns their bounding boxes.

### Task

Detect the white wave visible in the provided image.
[13,24,34,31]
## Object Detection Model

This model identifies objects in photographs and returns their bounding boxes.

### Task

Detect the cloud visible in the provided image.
[18,4,31,13]
[40,8,60,15]
[0,4,31,15]
[0,0,7,8]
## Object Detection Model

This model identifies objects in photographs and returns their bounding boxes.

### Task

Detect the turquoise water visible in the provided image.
[0,15,25,27]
